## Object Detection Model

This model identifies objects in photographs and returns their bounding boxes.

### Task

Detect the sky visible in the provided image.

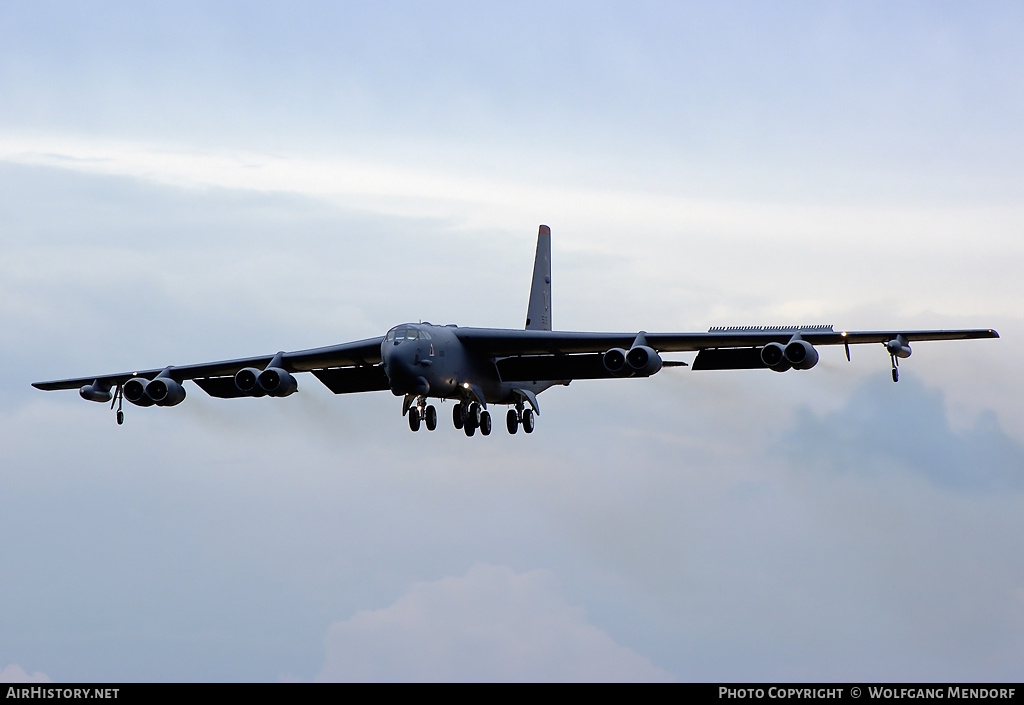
[1,1,1023,683]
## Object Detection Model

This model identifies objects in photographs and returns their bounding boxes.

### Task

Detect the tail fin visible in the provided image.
[525,225,552,330]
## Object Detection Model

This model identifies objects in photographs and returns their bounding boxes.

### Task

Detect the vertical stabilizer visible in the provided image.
[525,225,552,330]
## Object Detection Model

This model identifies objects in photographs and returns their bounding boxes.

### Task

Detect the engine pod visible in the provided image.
[234,367,260,393]
[784,340,819,370]
[760,343,791,372]
[625,346,663,376]
[257,367,298,397]
[146,377,187,406]
[123,377,155,407]
[602,348,632,377]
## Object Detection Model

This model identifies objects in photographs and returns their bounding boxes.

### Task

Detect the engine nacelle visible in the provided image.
[625,345,663,376]
[123,377,155,407]
[760,343,791,372]
[784,340,819,370]
[79,382,112,403]
[257,367,298,397]
[234,367,260,393]
[602,348,632,377]
[146,377,187,407]
[886,338,912,359]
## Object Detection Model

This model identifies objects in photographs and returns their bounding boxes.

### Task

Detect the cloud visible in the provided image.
[779,374,1024,491]
[0,665,51,683]
[316,564,673,682]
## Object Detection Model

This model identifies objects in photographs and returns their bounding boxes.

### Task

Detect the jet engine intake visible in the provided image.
[760,343,791,372]
[602,348,632,377]
[784,340,819,370]
[123,377,155,407]
[79,382,112,403]
[625,345,663,376]
[234,367,260,393]
[146,377,186,406]
[257,367,298,397]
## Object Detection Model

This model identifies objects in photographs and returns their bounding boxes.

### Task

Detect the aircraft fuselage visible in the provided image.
[380,323,554,407]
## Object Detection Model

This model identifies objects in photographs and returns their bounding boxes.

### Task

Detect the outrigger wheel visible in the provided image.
[112,385,125,426]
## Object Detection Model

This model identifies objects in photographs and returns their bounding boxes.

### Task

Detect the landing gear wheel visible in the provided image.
[116,410,124,426]
[480,411,492,436]
[506,408,519,434]
[425,405,437,431]
[453,403,464,429]
[469,402,482,427]
[522,408,535,433]
[464,421,476,437]
[892,368,899,383]
[408,408,421,432]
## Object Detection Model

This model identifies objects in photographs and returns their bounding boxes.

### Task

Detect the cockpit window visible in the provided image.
[387,326,430,342]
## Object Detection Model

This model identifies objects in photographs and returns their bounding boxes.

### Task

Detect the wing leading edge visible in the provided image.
[32,337,386,393]
[454,325,998,357]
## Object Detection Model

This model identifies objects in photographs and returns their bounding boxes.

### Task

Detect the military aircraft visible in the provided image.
[34,225,999,436]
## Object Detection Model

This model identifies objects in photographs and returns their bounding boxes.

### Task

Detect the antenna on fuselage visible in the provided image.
[525,224,552,331]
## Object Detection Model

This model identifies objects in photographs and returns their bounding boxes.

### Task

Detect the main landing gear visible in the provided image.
[452,402,490,437]
[505,406,535,434]
[411,399,536,438]
[406,398,437,432]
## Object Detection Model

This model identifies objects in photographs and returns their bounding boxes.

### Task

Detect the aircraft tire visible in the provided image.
[453,403,464,429]
[469,402,482,427]
[522,409,535,433]
[408,409,421,432]
[506,409,519,434]
[116,410,124,426]
[464,421,476,437]
[480,411,492,436]
[425,405,437,431]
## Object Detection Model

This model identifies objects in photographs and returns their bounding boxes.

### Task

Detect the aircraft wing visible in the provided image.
[456,325,999,379]
[454,326,999,356]
[32,337,387,395]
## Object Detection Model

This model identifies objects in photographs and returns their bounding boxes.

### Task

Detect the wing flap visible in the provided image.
[311,366,390,394]
[193,377,267,399]
[691,348,768,370]
[497,354,612,382]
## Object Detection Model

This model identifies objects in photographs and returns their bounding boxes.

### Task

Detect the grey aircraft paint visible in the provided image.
[33,225,999,436]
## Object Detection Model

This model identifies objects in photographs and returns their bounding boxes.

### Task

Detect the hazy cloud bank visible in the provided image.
[316,564,673,682]
[0,665,51,683]
[780,375,1024,491]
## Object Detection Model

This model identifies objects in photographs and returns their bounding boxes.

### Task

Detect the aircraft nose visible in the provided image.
[383,342,428,394]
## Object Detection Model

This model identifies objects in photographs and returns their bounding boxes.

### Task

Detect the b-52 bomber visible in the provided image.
[34,226,999,436]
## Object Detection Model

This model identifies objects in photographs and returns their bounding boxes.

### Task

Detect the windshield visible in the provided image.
[386,326,431,342]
